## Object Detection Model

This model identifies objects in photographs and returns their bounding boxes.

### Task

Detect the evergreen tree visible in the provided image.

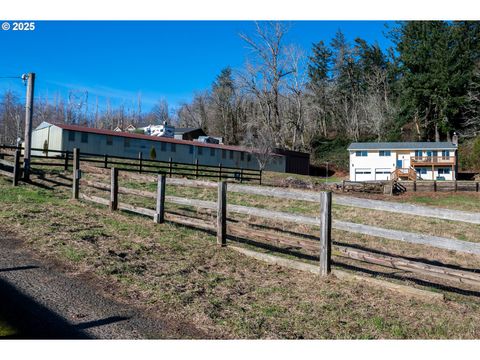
[307,41,332,137]
[394,21,479,140]
[211,67,238,144]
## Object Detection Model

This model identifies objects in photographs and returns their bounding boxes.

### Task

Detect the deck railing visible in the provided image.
[411,156,455,164]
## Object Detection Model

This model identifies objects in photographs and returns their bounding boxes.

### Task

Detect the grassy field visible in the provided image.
[3,170,480,338]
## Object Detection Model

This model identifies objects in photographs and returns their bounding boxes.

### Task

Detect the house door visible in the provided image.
[396,159,403,168]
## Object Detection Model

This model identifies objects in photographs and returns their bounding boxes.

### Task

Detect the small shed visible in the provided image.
[273,148,311,175]
[174,127,207,141]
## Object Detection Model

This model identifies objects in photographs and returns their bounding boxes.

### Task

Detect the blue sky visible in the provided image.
[0,21,395,112]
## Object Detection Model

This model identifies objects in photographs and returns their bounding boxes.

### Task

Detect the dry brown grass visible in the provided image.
[3,170,480,338]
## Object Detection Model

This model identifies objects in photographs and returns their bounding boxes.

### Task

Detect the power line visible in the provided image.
[0,76,22,79]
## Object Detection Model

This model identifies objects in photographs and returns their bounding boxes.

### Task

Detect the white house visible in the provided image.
[348,140,458,181]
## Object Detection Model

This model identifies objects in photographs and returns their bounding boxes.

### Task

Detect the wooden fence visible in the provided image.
[78,168,333,275]
[76,167,480,291]
[0,145,262,184]
[341,179,480,194]
[398,180,480,193]
[0,149,22,186]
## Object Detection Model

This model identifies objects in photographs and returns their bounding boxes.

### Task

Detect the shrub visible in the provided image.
[150,146,156,160]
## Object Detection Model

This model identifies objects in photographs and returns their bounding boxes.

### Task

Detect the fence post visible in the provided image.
[259,169,263,185]
[169,157,173,178]
[240,168,244,183]
[64,151,69,171]
[217,181,227,247]
[413,180,417,192]
[138,152,143,174]
[476,182,479,192]
[104,154,108,168]
[454,180,458,192]
[319,191,332,276]
[154,174,166,224]
[433,180,437,192]
[342,180,345,192]
[218,163,222,181]
[72,148,80,200]
[195,159,199,179]
[12,149,20,186]
[110,167,118,211]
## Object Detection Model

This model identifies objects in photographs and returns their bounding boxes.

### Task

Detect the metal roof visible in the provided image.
[348,142,457,151]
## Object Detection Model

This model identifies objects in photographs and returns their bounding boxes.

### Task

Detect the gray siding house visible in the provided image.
[32,122,286,172]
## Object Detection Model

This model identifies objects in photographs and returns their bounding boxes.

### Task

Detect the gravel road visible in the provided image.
[0,231,202,339]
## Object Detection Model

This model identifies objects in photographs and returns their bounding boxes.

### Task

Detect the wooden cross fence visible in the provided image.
[76,167,334,276]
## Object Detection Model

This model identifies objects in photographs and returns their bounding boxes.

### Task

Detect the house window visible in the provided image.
[198,147,203,155]
[379,150,391,157]
[68,131,75,142]
[124,138,130,148]
[442,150,450,159]
[170,143,176,152]
[210,148,215,157]
[418,168,428,175]
[438,168,450,175]
[161,142,166,152]
[247,154,252,162]
[222,150,226,159]
[241,152,245,161]
[415,150,423,157]
[81,133,88,143]
[189,145,193,154]
[106,136,113,145]
[356,151,367,157]
[229,151,234,159]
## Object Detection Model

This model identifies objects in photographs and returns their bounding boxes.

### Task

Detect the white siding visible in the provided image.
[349,150,396,181]
[349,147,457,181]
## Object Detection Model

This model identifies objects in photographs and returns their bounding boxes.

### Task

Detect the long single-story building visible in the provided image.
[348,140,458,181]
[31,122,287,172]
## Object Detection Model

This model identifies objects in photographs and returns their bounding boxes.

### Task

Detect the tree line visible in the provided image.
[1,21,479,166]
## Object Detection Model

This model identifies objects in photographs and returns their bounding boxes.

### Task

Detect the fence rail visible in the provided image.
[0,144,262,184]
[77,165,480,295]
[0,149,22,185]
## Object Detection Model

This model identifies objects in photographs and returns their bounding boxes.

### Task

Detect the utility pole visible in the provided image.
[23,72,35,181]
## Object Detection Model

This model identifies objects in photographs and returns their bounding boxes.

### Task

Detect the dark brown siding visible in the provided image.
[274,148,310,175]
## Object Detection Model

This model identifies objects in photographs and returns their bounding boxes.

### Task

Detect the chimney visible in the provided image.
[452,132,458,147]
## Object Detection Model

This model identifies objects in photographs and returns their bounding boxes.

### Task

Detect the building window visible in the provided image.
[161,142,166,152]
[442,150,450,159]
[210,148,215,157]
[222,150,226,159]
[68,131,75,142]
[81,133,88,143]
[379,150,391,157]
[241,152,245,161]
[124,138,130,148]
[356,151,367,157]
[438,168,450,175]
[418,168,428,175]
[171,143,176,152]
[189,145,193,154]
[106,136,113,145]
[247,154,252,162]
[229,150,234,159]
[198,147,203,155]
[415,150,423,157]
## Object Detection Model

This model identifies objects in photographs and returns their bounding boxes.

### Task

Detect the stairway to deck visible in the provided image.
[391,167,418,181]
